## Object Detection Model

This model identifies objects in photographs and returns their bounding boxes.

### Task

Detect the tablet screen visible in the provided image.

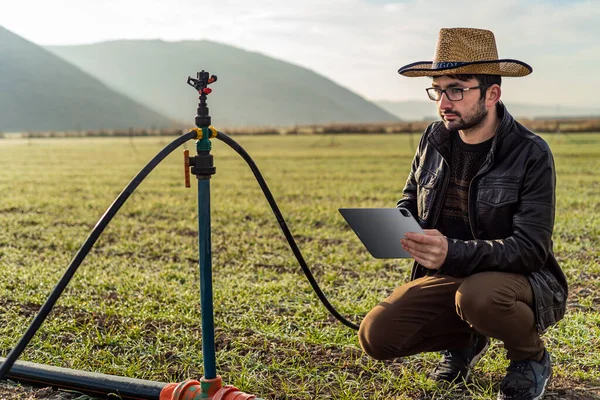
[339,207,423,259]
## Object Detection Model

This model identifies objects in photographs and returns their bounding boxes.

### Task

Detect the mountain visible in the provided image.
[47,40,399,127]
[375,100,600,122]
[0,27,175,133]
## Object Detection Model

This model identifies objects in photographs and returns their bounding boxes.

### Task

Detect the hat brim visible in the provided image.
[398,59,532,77]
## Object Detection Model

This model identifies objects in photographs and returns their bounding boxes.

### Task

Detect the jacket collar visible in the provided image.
[428,101,514,160]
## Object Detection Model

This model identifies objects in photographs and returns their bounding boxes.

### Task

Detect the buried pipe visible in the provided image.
[0,356,165,399]
[1,358,261,400]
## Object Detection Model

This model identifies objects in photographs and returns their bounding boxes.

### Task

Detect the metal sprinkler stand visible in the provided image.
[0,68,356,399]
[160,71,262,400]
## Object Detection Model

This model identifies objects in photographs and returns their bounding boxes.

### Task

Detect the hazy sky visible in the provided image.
[2,0,598,108]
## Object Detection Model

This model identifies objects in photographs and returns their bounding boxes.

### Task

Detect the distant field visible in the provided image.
[1,116,599,138]
[0,134,599,399]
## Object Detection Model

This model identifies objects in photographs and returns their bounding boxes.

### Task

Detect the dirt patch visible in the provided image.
[0,382,78,399]
[545,376,600,399]
[567,284,600,310]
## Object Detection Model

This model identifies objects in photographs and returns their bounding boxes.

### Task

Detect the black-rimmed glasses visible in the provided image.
[426,85,488,101]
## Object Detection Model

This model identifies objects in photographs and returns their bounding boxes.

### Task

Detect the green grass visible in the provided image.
[0,133,599,399]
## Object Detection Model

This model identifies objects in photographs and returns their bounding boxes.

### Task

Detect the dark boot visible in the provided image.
[430,332,490,383]
[497,349,552,400]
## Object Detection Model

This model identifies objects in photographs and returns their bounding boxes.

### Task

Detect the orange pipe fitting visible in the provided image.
[160,376,260,400]
[160,378,202,400]
[212,385,258,400]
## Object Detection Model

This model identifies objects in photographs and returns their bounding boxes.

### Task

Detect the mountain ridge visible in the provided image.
[46,39,400,127]
[0,26,175,132]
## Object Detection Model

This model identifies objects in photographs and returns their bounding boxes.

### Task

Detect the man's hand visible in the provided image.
[401,229,448,270]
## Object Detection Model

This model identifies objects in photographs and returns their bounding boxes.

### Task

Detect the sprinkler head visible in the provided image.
[187,70,218,93]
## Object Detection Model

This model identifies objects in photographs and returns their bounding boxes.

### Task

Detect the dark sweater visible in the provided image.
[437,132,493,240]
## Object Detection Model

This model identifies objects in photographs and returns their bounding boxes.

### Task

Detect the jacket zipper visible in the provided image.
[467,154,493,240]
[427,136,451,230]
[431,160,450,229]
[411,136,451,278]
[465,140,544,333]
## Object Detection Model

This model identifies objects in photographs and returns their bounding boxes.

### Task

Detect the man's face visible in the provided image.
[431,76,488,131]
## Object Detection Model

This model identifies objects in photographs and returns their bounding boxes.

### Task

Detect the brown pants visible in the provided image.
[358,272,544,362]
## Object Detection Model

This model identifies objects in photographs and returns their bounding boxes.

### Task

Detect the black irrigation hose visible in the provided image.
[0,357,165,399]
[1,128,359,387]
[216,131,361,331]
[0,131,198,381]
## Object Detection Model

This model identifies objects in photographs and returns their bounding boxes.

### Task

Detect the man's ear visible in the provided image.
[486,84,502,108]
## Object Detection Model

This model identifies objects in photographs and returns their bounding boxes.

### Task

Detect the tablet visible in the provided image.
[338,207,424,259]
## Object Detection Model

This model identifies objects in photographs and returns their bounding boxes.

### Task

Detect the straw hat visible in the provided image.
[398,28,532,77]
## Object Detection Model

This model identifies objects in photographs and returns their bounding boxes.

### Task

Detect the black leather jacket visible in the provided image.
[397,103,568,333]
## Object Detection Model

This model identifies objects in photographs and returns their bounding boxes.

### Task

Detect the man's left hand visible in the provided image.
[401,229,448,270]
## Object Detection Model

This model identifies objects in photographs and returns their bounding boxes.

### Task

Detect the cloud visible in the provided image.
[1,0,598,107]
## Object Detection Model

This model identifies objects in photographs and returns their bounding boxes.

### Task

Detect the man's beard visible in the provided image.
[440,100,488,131]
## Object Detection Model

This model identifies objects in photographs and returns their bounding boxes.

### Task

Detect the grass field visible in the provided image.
[0,133,599,399]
